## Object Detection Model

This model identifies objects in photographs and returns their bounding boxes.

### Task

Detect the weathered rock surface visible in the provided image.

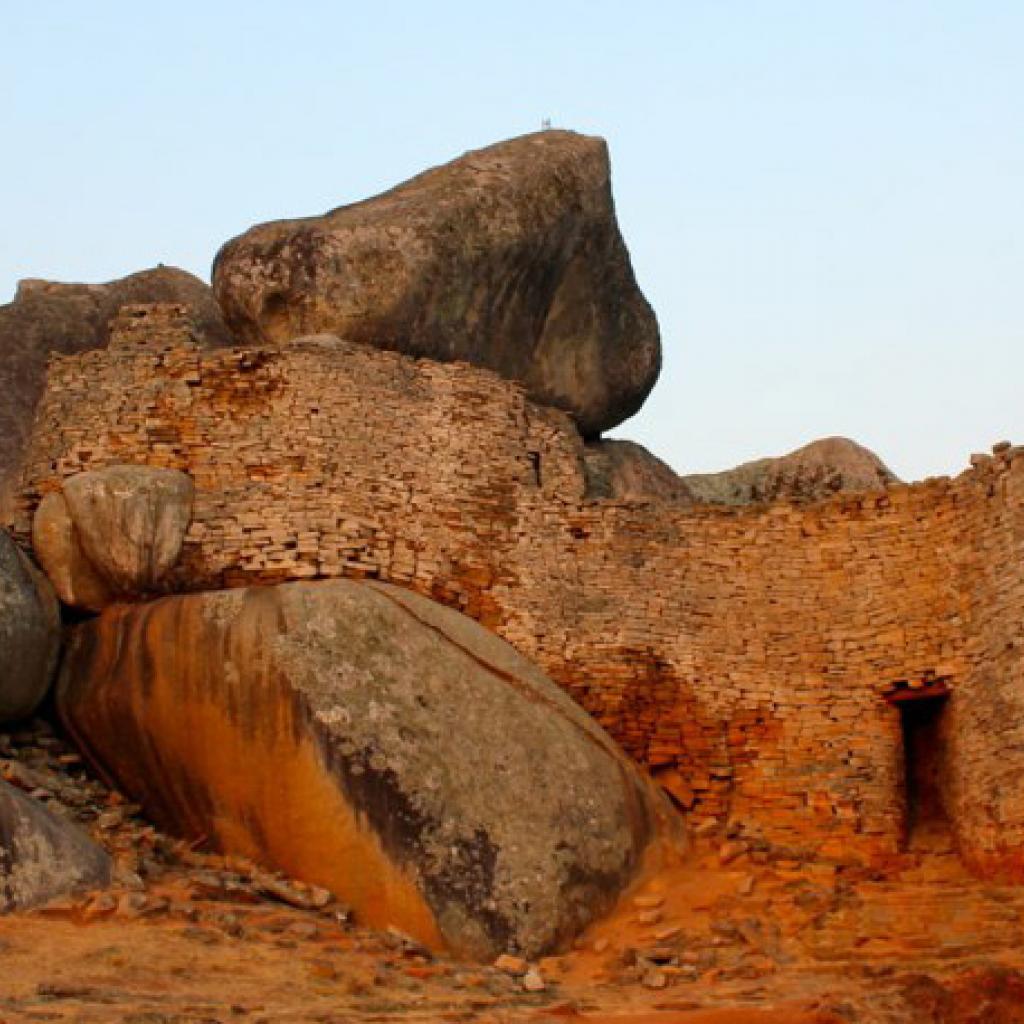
[583,437,896,506]
[898,968,1024,1023]
[0,779,112,911]
[211,131,661,436]
[0,530,60,723]
[682,437,898,506]
[0,266,233,494]
[58,579,668,960]
[31,492,114,612]
[58,466,194,594]
[583,439,695,502]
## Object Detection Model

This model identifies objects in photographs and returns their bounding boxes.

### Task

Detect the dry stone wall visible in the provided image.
[10,305,1024,873]
[944,454,1024,879]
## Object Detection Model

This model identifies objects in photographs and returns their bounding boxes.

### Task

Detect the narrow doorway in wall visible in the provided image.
[887,679,952,853]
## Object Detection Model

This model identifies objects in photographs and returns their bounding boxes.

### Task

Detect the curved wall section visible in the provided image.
[10,305,1024,872]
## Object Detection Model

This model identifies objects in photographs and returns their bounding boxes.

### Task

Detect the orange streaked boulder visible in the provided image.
[58,579,671,960]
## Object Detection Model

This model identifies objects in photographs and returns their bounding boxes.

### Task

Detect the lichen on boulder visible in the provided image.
[0,780,112,911]
[682,437,898,506]
[58,578,672,960]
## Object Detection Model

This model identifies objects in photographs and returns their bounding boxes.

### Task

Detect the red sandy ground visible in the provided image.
[4,720,1024,1023]
[3,833,1024,1024]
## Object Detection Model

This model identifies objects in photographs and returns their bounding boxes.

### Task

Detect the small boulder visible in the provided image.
[681,437,898,506]
[60,465,194,594]
[0,529,60,723]
[0,779,112,911]
[58,578,670,960]
[583,439,695,502]
[31,492,114,612]
[212,131,661,436]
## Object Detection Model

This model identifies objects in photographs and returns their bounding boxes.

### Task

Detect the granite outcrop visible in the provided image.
[682,436,898,505]
[10,304,1024,881]
[212,131,661,436]
[58,578,667,959]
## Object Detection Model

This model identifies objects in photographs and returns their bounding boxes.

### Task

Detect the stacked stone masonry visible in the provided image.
[10,306,1024,876]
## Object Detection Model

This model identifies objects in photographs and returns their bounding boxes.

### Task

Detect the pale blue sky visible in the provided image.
[3,2,1021,481]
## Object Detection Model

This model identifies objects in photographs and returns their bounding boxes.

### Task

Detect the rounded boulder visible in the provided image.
[0,529,60,722]
[58,579,671,959]
[60,465,194,594]
[0,780,112,911]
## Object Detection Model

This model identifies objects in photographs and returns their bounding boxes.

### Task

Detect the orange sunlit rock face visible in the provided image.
[58,579,667,961]
[59,596,444,949]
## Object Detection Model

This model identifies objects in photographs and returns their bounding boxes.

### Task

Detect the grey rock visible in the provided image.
[61,465,194,593]
[0,529,60,723]
[0,779,112,911]
[583,439,695,502]
[212,131,661,436]
[58,579,671,960]
[682,437,898,506]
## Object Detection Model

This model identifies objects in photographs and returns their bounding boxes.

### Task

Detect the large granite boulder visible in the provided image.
[0,266,233,492]
[682,437,898,506]
[583,439,695,502]
[211,131,661,436]
[0,780,112,911]
[0,529,60,723]
[33,466,194,607]
[58,579,669,959]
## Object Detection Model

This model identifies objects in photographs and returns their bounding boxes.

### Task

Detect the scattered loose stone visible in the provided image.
[633,894,666,910]
[521,967,546,992]
[493,954,529,976]
[719,841,748,866]
[288,920,319,941]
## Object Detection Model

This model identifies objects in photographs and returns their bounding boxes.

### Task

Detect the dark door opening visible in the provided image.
[897,694,952,852]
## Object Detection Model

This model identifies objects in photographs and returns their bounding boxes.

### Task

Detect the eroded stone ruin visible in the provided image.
[2,130,1023,1021]
[10,298,1024,881]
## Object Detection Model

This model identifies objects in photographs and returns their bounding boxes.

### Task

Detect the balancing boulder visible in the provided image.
[212,131,661,436]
